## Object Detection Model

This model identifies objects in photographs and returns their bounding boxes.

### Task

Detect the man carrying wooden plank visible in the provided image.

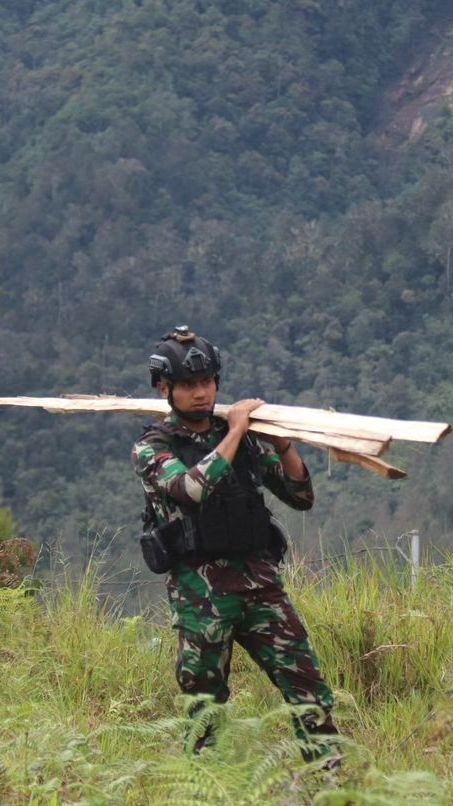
[131,326,340,764]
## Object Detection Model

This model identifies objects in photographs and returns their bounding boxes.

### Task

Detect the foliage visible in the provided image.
[0,507,18,543]
[0,538,37,588]
[0,556,451,803]
[0,507,36,588]
[1,0,453,565]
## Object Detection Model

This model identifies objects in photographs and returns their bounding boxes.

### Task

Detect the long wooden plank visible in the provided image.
[250,424,404,477]
[215,404,393,442]
[0,396,390,455]
[257,419,391,452]
[0,395,170,416]
[0,396,449,443]
[245,403,451,444]
[258,419,391,443]
[247,422,387,457]
[0,394,444,480]
[331,449,407,479]
[0,396,388,454]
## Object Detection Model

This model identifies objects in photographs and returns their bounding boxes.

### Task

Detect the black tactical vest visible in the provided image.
[146,424,273,561]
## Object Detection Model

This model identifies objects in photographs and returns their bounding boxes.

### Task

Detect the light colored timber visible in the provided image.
[0,396,449,444]
[253,419,391,451]
[0,395,170,415]
[0,395,449,480]
[248,423,403,477]
[0,396,391,453]
[0,395,448,445]
[246,421,388,457]
[239,403,451,444]
[0,395,449,444]
[257,419,392,443]
[330,449,407,479]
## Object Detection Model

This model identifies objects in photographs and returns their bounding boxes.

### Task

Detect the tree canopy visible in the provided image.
[1,0,453,571]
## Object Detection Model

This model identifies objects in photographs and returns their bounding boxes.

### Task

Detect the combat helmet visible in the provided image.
[149,326,221,421]
[149,326,221,388]
[149,325,221,387]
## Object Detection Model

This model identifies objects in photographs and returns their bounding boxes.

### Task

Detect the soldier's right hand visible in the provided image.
[227,399,264,435]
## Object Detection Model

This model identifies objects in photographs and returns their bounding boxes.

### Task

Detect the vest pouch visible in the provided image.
[196,492,271,557]
[222,473,254,553]
[194,491,251,555]
[140,529,172,574]
[140,518,189,574]
[224,495,255,554]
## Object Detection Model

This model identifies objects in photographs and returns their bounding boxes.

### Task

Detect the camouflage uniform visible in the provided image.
[132,415,337,752]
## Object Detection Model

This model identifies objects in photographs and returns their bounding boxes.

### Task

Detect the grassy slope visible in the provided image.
[0,557,451,804]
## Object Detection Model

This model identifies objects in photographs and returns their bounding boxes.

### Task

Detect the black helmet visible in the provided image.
[149,326,221,387]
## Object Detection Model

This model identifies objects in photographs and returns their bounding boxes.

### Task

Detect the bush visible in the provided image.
[0,506,37,587]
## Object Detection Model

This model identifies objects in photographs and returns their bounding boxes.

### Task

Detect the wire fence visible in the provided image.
[31,529,423,612]
[290,530,421,588]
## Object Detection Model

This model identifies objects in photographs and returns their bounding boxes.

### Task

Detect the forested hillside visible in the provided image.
[1,0,453,577]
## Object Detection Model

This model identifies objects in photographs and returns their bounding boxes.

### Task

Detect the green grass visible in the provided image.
[0,554,451,804]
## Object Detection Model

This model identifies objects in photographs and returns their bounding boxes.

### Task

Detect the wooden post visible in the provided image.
[409,529,420,590]
[395,530,420,589]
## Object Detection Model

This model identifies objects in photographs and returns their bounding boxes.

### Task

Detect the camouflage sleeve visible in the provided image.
[254,438,314,511]
[131,432,231,506]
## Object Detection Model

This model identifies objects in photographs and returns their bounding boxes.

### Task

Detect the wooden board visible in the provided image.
[254,418,392,443]
[242,402,451,444]
[247,421,388,457]
[0,395,171,416]
[0,394,450,480]
[0,395,449,444]
[331,449,407,479]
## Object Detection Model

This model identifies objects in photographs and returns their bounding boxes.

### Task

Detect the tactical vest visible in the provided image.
[171,430,273,557]
[141,425,274,570]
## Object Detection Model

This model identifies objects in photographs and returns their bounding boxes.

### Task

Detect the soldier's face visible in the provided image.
[158,375,217,414]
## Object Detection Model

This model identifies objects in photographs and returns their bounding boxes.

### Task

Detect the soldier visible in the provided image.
[132,326,339,763]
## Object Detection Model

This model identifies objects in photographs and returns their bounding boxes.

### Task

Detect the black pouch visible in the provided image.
[140,529,173,574]
[196,492,252,556]
[140,517,195,574]
[140,517,196,574]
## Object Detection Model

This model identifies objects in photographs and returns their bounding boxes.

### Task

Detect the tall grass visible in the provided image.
[0,554,451,804]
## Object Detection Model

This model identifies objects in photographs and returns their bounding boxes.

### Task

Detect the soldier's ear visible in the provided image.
[156,380,170,399]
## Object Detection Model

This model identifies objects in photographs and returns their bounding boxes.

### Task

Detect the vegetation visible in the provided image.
[0,507,18,543]
[0,555,451,803]
[1,0,453,568]
[1,5,452,799]
[0,506,36,588]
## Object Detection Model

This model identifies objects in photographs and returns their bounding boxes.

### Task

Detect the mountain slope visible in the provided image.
[0,0,453,572]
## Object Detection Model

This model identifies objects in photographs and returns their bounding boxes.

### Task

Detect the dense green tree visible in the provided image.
[0,0,453,575]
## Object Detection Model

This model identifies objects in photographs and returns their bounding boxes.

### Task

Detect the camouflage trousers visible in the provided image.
[166,555,337,749]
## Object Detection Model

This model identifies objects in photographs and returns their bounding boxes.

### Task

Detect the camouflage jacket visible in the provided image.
[132,414,314,527]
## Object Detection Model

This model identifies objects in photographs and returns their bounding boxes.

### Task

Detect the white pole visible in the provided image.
[409,529,420,590]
